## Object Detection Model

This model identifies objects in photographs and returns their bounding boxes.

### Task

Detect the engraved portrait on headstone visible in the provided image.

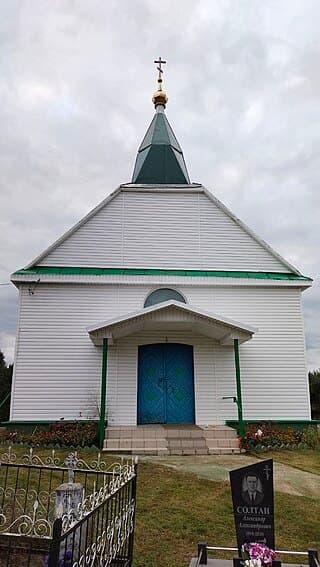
[241,472,264,505]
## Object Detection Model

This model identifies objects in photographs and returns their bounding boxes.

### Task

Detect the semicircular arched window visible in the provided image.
[144,288,186,308]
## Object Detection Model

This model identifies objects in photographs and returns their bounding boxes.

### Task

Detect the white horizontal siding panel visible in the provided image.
[122,192,200,268]
[199,195,285,271]
[37,188,289,272]
[214,287,310,420]
[11,283,310,423]
[39,193,124,267]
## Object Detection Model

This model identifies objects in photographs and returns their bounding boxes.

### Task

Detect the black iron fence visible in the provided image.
[0,447,137,567]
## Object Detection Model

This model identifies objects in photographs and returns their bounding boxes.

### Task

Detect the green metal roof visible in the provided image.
[13,266,312,281]
[132,110,190,184]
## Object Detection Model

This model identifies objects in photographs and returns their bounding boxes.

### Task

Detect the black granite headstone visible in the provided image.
[230,459,275,554]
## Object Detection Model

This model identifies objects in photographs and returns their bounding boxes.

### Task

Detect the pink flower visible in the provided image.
[242,543,276,567]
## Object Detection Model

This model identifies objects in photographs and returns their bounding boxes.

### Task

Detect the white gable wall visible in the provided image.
[36,189,290,272]
[11,281,311,424]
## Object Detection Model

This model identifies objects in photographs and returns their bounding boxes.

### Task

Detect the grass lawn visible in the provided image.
[0,446,319,566]
[134,455,320,566]
[252,449,320,475]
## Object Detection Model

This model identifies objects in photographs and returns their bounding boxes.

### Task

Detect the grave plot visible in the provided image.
[191,459,319,567]
[0,447,137,566]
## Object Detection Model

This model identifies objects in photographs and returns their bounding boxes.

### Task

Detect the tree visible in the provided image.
[0,350,13,421]
[308,369,320,419]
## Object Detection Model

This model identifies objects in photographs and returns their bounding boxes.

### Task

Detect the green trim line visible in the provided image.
[99,338,108,450]
[14,266,312,281]
[234,339,244,437]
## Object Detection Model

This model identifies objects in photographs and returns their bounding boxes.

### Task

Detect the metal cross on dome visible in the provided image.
[154,57,166,81]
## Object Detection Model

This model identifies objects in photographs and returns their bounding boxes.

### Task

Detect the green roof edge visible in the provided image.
[13,266,312,281]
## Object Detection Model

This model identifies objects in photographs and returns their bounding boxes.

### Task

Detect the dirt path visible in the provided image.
[141,454,320,499]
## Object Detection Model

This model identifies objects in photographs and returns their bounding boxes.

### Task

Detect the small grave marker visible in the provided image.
[65,451,77,484]
[54,452,84,561]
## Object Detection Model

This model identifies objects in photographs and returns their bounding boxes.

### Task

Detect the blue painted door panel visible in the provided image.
[137,343,195,424]
[137,344,165,424]
[165,344,195,424]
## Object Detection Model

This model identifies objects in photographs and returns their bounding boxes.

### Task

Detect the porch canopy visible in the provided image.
[87,300,257,345]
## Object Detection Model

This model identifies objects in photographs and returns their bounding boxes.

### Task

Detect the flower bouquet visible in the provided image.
[241,543,276,567]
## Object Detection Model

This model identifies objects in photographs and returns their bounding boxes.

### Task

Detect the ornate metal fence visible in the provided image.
[0,447,137,566]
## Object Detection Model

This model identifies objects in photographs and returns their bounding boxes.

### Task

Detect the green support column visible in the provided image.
[99,338,108,449]
[233,338,245,437]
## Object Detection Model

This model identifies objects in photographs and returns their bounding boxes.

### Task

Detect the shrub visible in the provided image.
[2,421,98,447]
[300,426,320,449]
[240,422,308,451]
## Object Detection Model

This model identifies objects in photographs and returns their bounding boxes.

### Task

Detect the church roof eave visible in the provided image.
[86,299,258,345]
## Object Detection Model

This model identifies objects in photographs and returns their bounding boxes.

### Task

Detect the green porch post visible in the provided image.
[99,337,108,450]
[233,338,245,437]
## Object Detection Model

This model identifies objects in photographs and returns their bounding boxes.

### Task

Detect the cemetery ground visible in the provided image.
[0,446,319,566]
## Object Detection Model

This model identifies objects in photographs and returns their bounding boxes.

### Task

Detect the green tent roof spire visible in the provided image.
[132,60,190,184]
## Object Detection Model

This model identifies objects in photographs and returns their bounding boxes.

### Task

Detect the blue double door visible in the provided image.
[137,343,195,424]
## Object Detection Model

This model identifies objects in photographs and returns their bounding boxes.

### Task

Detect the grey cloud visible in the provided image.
[0,0,319,369]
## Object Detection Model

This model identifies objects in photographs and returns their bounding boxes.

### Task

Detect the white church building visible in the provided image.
[10,69,313,450]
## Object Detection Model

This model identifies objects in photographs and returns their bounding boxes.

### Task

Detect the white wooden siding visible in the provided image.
[38,189,289,272]
[11,282,310,423]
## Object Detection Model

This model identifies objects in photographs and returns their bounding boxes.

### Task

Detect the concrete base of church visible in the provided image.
[103,424,240,455]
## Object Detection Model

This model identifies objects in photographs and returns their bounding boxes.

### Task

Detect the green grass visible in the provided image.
[252,449,320,475]
[0,446,319,566]
[134,459,320,566]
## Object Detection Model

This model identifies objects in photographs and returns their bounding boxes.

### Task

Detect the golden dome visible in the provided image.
[152,87,168,108]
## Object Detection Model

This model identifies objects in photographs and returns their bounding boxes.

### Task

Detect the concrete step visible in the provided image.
[165,428,204,439]
[105,427,165,439]
[206,425,236,430]
[103,447,167,455]
[202,429,238,440]
[169,448,209,455]
[103,424,240,455]
[104,438,167,449]
[167,438,207,449]
[208,448,241,454]
[206,438,240,449]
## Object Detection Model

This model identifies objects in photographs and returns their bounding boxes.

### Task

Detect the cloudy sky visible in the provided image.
[0,0,319,370]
